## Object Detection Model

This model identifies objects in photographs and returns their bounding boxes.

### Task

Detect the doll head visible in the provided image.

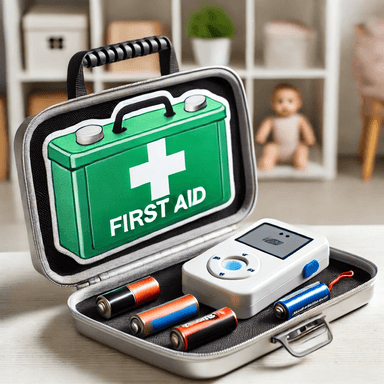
[271,84,302,118]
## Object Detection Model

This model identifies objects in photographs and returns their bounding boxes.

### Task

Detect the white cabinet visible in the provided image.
[3,0,340,181]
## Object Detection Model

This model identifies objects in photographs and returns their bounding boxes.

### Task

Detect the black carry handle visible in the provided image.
[67,36,179,100]
[113,96,175,134]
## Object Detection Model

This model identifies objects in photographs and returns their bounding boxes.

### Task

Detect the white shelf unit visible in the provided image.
[4,0,340,184]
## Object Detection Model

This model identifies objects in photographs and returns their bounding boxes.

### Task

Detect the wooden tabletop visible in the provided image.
[1,225,383,384]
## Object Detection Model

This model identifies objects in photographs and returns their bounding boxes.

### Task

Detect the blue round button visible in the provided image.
[222,259,246,271]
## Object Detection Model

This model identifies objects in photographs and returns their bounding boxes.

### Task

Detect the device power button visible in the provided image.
[302,260,320,279]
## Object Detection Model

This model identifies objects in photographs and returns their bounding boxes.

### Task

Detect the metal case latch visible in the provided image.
[271,314,333,357]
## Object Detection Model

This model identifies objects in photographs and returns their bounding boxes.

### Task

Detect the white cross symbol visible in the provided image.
[129,138,186,201]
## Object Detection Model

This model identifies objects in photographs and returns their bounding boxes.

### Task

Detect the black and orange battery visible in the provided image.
[129,294,199,338]
[96,276,160,319]
[44,91,234,262]
[170,307,238,351]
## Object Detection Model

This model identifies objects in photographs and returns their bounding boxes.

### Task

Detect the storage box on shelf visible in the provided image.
[28,92,68,116]
[22,5,89,76]
[253,0,326,70]
[95,0,172,85]
[264,20,317,69]
[107,21,165,74]
[27,85,93,116]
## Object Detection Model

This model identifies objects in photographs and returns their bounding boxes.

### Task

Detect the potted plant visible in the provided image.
[188,5,236,66]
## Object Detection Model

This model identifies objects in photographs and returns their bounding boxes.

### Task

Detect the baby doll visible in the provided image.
[255,84,316,171]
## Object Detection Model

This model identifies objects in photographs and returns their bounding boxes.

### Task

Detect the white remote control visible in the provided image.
[182,218,329,319]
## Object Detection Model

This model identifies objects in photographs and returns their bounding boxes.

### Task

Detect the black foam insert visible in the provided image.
[75,250,374,354]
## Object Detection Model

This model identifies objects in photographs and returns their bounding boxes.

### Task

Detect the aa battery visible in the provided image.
[96,276,160,319]
[170,307,238,351]
[130,294,199,338]
[274,281,331,320]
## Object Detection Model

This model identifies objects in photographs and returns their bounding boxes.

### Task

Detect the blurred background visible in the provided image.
[0,0,383,253]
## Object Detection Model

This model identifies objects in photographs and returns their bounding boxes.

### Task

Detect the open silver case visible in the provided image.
[14,37,378,379]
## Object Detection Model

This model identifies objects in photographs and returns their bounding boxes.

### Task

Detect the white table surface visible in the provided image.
[1,225,383,384]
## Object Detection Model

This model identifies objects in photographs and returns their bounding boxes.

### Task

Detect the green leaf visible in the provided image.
[188,5,236,39]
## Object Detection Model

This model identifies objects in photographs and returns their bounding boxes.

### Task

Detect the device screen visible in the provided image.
[236,223,313,259]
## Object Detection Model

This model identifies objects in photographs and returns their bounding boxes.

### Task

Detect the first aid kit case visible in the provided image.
[15,36,377,379]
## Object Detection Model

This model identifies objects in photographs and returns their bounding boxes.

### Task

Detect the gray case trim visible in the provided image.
[15,66,257,287]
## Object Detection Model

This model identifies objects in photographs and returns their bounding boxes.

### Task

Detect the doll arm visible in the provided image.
[299,115,316,146]
[255,117,274,144]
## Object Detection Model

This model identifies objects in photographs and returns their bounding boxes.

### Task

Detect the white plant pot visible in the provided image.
[191,38,232,66]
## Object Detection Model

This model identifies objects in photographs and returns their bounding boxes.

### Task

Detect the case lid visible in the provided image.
[15,41,257,287]
[23,5,88,31]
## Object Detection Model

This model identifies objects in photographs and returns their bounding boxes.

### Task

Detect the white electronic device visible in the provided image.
[182,218,329,319]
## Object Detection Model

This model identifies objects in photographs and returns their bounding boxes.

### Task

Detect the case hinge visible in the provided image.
[77,275,102,290]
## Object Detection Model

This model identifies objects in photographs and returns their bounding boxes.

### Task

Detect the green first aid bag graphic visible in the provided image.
[44,91,234,262]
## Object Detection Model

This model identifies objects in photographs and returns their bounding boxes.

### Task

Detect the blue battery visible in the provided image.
[274,282,331,320]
